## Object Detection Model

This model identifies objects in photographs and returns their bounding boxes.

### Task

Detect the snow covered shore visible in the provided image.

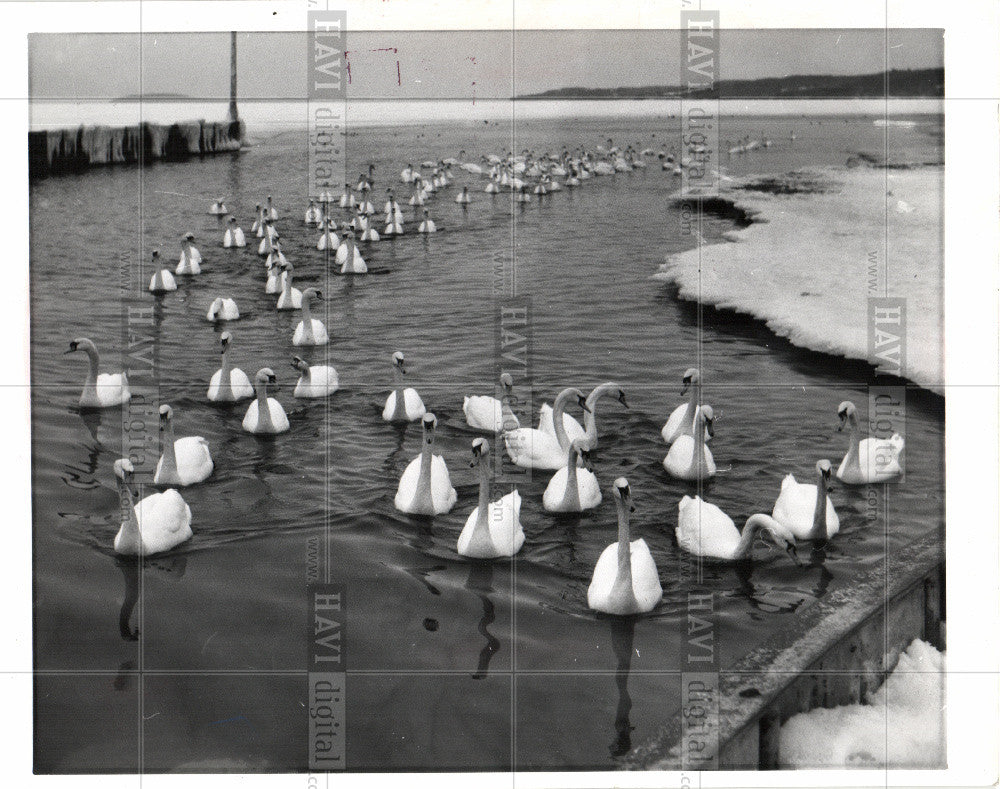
[654,165,943,394]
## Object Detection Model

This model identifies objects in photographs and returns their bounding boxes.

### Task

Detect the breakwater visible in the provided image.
[28,119,244,178]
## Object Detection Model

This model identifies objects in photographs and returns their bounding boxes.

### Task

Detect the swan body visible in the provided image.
[153,405,213,486]
[207,332,254,402]
[771,461,840,540]
[206,297,239,322]
[223,223,246,247]
[457,438,525,558]
[292,356,339,398]
[148,268,176,293]
[382,352,426,422]
[676,496,798,563]
[394,414,457,515]
[209,200,228,215]
[587,479,662,615]
[176,241,201,275]
[836,401,904,483]
[292,288,329,346]
[417,212,437,233]
[463,374,520,433]
[242,368,290,434]
[504,388,590,470]
[66,338,130,408]
[542,441,602,512]
[113,459,192,556]
[336,237,368,274]
[265,266,285,294]
[317,227,339,250]
[661,369,712,444]
[663,405,716,480]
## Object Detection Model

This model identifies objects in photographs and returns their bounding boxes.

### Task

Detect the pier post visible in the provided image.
[228,31,239,123]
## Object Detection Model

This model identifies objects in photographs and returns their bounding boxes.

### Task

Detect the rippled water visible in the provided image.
[32,110,943,772]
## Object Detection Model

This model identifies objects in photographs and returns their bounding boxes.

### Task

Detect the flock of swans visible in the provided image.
[64,141,904,618]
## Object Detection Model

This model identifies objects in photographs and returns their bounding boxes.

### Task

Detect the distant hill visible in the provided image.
[518,67,943,100]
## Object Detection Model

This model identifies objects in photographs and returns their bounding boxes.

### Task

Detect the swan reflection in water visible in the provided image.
[464,561,501,680]
[115,553,188,642]
[607,615,637,758]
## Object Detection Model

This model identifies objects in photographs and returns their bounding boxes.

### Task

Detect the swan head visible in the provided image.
[392,351,406,374]
[816,459,834,489]
[747,515,800,565]
[302,287,322,302]
[219,331,232,352]
[255,368,277,386]
[291,356,310,373]
[681,367,701,395]
[837,400,857,431]
[113,458,135,480]
[614,387,629,409]
[612,477,636,512]
[65,337,97,355]
[255,204,261,211]
[421,413,438,444]
[470,437,489,466]
[499,372,514,392]
[158,404,173,430]
[207,297,223,320]
[560,388,591,414]
[572,439,594,471]
[151,249,160,262]
[183,232,195,242]
[697,404,715,437]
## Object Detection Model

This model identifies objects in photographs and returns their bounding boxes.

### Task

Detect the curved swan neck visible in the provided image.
[561,445,581,509]
[732,515,773,560]
[551,390,576,450]
[687,416,708,476]
[583,383,615,439]
[82,346,100,384]
[683,381,699,426]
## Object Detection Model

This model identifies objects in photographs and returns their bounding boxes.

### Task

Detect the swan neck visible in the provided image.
[84,346,100,383]
[161,420,177,471]
[117,476,140,543]
[812,475,828,539]
[733,516,768,560]
[688,418,707,476]
[845,413,862,469]
[551,390,574,449]
[474,458,491,531]
[415,436,434,508]
[220,346,232,378]
[301,298,312,322]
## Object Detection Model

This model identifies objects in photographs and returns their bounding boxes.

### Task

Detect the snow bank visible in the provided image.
[779,638,945,768]
[654,165,943,394]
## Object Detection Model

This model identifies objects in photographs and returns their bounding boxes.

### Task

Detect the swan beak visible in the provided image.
[618,392,629,409]
[629,504,636,513]
[786,544,801,566]
[578,397,592,414]
[706,419,715,438]
[63,348,76,354]
[681,382,690,396]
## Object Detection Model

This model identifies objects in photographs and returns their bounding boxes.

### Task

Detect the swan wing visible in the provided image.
[486,490,524,556]
[541,467,569,511]
[577,469,603,510]
[504,428,565,470]
[174,437,214,484]
[463,395,502,432]
[629,539,663,611]
[267,398,290,432]
[403,388,426,420]
[676,496,737,559]
[430,454,457,513]
[586,543,621,610]
[393,456,422,512]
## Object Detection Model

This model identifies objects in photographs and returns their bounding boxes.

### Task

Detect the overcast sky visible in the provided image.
[29,29,943,100]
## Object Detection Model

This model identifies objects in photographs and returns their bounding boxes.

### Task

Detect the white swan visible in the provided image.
[772,460,840,541]
[394,413,457,515]
[661,368,712,444]
[663,405,716,480]
[292,288,329,346]
[587,479,662,615]
[317,222,339,251]
[455,187,472,204]
[339,184,356,209]
[275,263,303,310]
[538,382,628,450]
[336,232,368,274]
[676,496,799,563]
[264,195,278,220]
[462,373,520,433]
[417,209,437,233]
[304,200,321,225]
[504,388,590,470]
[65,337,130,408]
[292,355,339,398]
[208,198,228,215]
[382,351,426,422]
[207,331,254,402]
[457,438,525,558]
[836,400,904,484]
[206,297,239,322]
[242,368,290,434]
[153,405,213,486]
[147,250,177,293]
[175,234,202,275]
[223,218,246,247]
[542,440,602,512]
[264,261,285,295]
[113,459,192,556]
[251,204,263,234]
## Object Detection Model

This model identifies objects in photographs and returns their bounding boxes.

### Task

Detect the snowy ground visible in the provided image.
[779,638,945,768]
[654,165,943,394]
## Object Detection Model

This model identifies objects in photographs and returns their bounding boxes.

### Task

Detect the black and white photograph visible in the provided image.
[6,0,999,784]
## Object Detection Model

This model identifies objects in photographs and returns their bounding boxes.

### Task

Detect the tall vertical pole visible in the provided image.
[228,31,239,122]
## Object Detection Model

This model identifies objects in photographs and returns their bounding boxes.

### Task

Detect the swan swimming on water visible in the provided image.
[206,297,240,322]
[542,439,602,513]
[587,479,662,615]
[661,368,712,444]
[663,405,716,480]
[676,496,799,563]
[223,217,246,248]
[292,288,329,346]
[276,262,303,310]
[394,413,457,515]
[462,373,520,433]
[336,231,368,274]
[207,331,254,402]
[65,337,131,408]
[382,351,426,422]
[771,459,840,541]
[417,209,437,233]
[457,438,525,558]
[153,404,214,486]
[836,401,904,484]
[208,198,228,215]
[504,388,590,470]
[176,233,202,275]
[304,199,322,225]
[242,368,290,434]
[113,459,192,556]
[538,382,628,450]
[291,355,339,398]
[147,250,177,293]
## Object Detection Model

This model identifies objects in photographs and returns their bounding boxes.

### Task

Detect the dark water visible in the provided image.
[31,112,943,772]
